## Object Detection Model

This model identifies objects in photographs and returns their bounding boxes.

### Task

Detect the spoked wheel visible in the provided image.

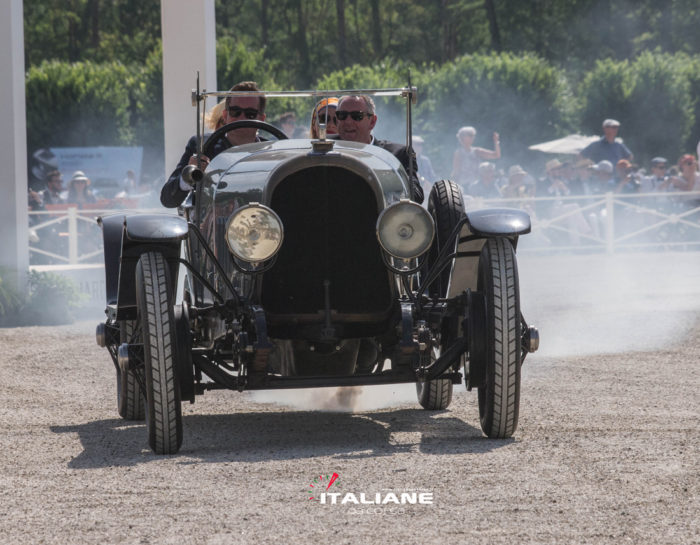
[415,180,465,410]
[116,320,145,420]
[136,251,182,454]
[416,345,453,410]
[477,237,521,438]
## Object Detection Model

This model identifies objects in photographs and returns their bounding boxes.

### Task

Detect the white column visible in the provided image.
[161,0,217,180]
[0,0,29,289]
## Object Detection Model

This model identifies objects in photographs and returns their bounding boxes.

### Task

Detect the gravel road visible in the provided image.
[0,252,698,544]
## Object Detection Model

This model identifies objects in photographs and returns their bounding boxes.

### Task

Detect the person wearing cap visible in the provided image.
[589,160,615,193]
[501,165,534,201]
[310,97,338,139]
[535,158,569,216]
[161,81,267,208]
[451,126,501,189]
[580,118,633,165]
[467,162,502,199]
[40,169,66,205]
[639,157,668,193]
[66,171,96,205]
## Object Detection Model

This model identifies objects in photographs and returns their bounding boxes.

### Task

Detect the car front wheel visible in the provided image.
[136,251,182,454]
[477,237,521,438]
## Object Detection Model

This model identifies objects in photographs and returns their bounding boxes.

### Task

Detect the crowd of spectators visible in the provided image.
[27,165,160,264]
[412,117,700,248]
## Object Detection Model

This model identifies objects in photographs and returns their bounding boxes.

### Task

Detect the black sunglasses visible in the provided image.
[336,110,372,121]
[227,106,260,119]
[316,110,337,124]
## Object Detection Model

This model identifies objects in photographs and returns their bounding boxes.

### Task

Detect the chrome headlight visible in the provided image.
[376,200,435,259]
[225,203,284,263]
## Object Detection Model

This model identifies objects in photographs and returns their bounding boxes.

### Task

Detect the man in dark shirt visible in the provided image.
[41,169,66,205]
[334,94,423,204]
[580,118,633,166]
[160,81,267,208]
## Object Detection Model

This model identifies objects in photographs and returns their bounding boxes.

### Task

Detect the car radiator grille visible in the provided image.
[262,166,392,316]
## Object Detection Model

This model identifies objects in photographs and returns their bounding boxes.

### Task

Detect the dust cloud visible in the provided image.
[250,382,419,413]
[519,251,700,358]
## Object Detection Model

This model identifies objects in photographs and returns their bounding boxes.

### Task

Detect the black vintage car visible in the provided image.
[95,87,538,454]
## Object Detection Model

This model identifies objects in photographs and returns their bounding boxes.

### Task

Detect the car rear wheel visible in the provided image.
[415,180,465,410]
[427,179,464,299]
[416,347,453,410]
[477,237,521,438]
[116,320,145,420]
[136,251,182,454]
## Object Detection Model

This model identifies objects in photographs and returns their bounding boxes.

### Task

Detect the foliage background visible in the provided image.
[23,0,700,181]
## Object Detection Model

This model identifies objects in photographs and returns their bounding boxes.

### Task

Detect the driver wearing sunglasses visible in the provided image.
[161,81,267,208]
[334,95,423,203]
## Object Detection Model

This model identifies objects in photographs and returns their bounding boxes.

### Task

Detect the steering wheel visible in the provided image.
[202,120,288,158]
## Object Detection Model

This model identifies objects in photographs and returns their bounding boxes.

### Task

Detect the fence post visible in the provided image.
[68,206,78,264]
[605,192,614,254]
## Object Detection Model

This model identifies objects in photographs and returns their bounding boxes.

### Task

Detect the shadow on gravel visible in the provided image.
[52,409,510,468]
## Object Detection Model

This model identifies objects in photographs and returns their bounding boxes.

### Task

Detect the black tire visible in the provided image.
[427,180,465,299]
[416,348,453,410]
[415,180,464,410]
[136,251,182,455]
[477,237,521,438]
[116,320,145,420]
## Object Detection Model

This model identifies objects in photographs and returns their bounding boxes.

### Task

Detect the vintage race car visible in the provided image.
[95,86,538,454]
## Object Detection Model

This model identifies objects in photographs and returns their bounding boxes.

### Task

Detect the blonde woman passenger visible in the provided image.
[310,97,339,138]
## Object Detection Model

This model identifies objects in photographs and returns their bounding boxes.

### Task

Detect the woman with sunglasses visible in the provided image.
[310,97,338,138]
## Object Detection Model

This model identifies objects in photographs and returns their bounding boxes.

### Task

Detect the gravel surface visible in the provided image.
[0,252,698,544]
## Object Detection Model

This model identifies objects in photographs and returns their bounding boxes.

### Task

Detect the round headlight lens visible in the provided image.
[376,200,435,259]
[225,204,284,263]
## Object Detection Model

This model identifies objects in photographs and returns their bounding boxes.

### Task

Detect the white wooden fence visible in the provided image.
[27,191,700,264]
[471,190,700,254]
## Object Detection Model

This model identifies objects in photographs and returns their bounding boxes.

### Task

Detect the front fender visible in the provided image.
[465,208,531,237]
[123,214,189,242]
[100,213,188,320]
[443,208,530,299]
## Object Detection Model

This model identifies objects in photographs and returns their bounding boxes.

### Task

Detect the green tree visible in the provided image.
[416,52,572,175]
[24,0,161,68]
[625,52,692,164]
[577,53,693,164]
[25,60,133,151]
